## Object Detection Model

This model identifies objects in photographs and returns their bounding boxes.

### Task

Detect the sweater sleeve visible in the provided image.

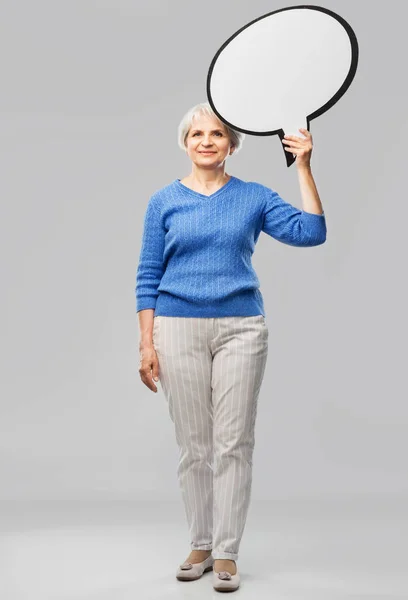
[261,186,327,247]
[135,193,166,312]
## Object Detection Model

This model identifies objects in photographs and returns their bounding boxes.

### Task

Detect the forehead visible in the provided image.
[190,113,227,131]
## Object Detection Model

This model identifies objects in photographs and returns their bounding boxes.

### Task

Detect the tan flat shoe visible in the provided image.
[212,567,241,592]
[176,554,214,581]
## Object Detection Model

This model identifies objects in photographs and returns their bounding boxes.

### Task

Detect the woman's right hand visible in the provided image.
[139,343,160,393]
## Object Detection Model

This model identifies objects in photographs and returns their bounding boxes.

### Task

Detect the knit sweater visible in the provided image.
[135,175,326,317]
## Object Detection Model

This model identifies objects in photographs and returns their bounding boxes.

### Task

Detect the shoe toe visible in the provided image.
[213,569,240,591]
[176,555,214,581]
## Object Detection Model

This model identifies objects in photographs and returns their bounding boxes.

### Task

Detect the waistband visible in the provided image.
[154,289,265,318]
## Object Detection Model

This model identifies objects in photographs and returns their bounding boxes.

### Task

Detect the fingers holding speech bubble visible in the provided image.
[206,5,359,167]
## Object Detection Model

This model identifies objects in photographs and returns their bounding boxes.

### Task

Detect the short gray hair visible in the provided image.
[177,102,245,155]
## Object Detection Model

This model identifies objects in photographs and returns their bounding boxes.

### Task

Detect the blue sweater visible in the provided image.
[135,176,326,317]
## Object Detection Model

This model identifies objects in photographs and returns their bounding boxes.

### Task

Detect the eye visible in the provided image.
[191,131,223,136]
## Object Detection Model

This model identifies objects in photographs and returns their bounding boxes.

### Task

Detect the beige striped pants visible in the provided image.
[152,315,269,561]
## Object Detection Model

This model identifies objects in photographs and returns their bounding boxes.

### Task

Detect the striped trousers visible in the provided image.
[152,315,269,561]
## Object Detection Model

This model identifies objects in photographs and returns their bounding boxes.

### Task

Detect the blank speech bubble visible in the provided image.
[207,5,359,167]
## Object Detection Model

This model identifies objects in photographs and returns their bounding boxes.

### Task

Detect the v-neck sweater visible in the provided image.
[135,175,326,317]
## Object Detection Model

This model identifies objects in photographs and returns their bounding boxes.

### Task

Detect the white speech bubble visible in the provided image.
[207,5,359,166]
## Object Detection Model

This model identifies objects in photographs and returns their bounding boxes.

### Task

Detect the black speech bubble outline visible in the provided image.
[207,5,359,167]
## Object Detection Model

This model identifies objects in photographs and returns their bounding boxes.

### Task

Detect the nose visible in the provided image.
[201,135,214,147]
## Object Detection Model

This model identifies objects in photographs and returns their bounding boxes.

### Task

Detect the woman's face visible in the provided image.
[184,114,234,168]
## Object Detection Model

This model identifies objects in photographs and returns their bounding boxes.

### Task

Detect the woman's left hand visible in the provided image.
[283,128,313,168]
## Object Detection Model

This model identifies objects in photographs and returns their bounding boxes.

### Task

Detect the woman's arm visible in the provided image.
[138,308,159,393]
[138,308,154,348]
[296,164,324,215]
[283,128,324,216]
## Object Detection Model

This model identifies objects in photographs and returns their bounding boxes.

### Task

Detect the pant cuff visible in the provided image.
[212,551,239,560]
[191,543,213,551]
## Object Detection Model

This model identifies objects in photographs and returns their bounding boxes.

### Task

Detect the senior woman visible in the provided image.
[136,102,326,592]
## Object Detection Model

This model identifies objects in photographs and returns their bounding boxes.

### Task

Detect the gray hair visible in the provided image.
[177,102,245,155]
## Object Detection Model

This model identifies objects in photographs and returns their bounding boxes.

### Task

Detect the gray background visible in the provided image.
[0,1,407,598]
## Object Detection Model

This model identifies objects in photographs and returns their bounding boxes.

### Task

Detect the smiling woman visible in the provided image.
[136,100,326,587]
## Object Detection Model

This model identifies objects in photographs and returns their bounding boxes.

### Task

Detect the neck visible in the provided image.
[187,166,229,186]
